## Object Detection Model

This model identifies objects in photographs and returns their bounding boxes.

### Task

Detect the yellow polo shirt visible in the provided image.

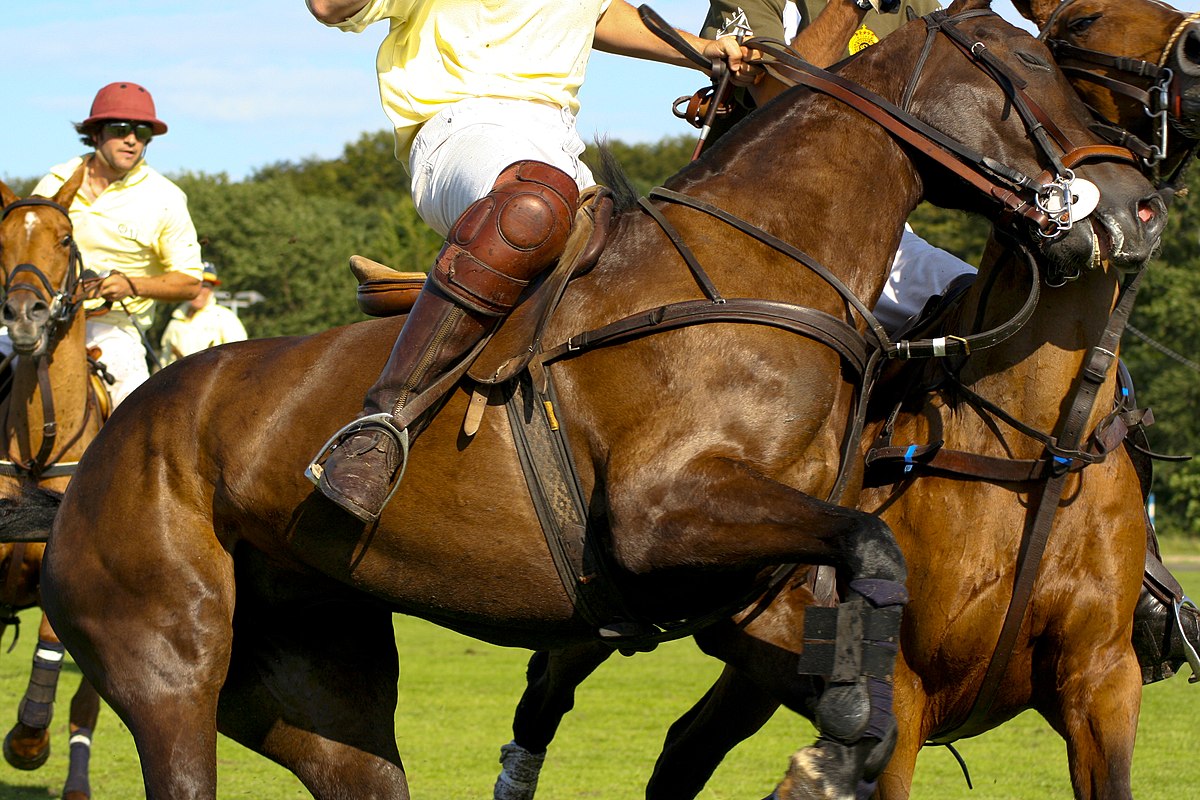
[330,0,612,161]
[32,156,204,332]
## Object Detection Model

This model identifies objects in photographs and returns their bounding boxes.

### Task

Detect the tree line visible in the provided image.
[6,131,1198,539]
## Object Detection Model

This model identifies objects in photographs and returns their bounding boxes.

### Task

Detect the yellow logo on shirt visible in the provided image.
[849,24,880,54]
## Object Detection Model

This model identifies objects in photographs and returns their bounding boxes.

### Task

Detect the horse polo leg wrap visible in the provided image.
[17,639,65,729]
[804,579,907,744]
[64,727,93,798]
[430,160,580,318]
[494,740,546,800]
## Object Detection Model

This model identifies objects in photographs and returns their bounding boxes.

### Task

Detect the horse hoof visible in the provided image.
[2,726,50,770]
[774,743,856,800]
[62,791,90,800]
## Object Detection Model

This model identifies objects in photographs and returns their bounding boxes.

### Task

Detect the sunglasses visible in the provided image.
[102,120,154,143]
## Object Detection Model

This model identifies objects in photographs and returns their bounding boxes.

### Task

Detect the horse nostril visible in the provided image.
[1175,28,1200,76]
[28,301,50,324]
[0,304,15,325]
[1137,195,1167,241]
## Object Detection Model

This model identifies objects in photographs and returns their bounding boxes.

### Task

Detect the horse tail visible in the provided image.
[0,484,64,543]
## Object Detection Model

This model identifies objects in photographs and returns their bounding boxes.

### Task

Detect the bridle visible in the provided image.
[0,197,87,345]
[754,8,1137,242]
[0,197,100,478]
[1038,0,1200,177]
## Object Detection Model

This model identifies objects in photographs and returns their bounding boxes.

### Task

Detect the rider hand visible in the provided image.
[97,271,138,302]
[703,37,761,86]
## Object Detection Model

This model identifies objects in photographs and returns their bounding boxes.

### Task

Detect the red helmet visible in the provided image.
[83,82,168,135]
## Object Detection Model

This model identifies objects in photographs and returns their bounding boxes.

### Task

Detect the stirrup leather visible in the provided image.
[305,413,411,511]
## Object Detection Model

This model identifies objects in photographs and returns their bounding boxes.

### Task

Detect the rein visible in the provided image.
[0,197,96,478]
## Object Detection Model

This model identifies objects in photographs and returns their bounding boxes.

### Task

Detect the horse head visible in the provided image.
[858,0,1168,280]
[1017,0,1200,156]
[0,166,86,358]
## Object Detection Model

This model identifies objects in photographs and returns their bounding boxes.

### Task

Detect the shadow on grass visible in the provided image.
[0,780,57,799]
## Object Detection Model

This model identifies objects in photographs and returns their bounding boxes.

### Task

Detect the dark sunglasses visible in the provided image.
[102,121,154,143]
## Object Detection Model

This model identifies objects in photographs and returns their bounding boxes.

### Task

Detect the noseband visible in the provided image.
[1038,0,1200,172]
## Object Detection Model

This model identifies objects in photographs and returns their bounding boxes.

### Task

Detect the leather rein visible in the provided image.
[0,197,99,479]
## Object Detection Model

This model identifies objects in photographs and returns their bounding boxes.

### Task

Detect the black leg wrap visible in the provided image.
[64,726,92,797]
[17,640,64,729]
[801,582,906,746]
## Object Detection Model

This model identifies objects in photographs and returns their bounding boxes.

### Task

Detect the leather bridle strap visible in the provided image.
[644,186,1044,361]
[931,267,1144,744]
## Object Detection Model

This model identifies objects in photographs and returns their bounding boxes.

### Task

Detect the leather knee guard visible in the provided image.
[431,160,580,317]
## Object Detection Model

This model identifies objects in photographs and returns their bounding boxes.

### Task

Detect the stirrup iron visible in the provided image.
[305,413,411,511]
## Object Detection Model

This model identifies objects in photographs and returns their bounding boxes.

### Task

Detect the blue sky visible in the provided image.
[2,0,1191,184]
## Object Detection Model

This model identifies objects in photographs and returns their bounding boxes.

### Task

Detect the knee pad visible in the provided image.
[432,161,580,316]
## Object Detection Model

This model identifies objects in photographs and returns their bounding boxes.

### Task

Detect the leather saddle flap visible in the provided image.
[349,186,613,383]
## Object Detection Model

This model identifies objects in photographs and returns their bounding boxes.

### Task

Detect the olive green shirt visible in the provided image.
[702,0,943,57]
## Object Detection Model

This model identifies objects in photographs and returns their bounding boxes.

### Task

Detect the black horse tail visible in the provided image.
[0,484,64,544]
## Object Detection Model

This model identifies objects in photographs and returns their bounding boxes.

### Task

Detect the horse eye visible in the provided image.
[1017,51,1052,71]
[1066,14,1100,36]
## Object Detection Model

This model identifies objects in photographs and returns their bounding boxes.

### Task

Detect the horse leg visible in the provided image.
[3,613,66,771]
[872,660,928,800]
[43,509,236,800]
[496,644,614,800]
[1045,645,1141,800]
[619,459,908,799]
[61,677,102,800]
[217,554,410,800]
[645,665,781,800]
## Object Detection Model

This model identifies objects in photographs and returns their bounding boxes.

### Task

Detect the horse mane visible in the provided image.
[592,141,641,214]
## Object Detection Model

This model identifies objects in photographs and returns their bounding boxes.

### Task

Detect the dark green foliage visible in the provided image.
[1120,171,1200,539]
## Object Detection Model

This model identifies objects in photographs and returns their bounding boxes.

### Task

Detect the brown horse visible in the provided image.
[0,168,106,800]
[39,2,1163,798]
[495,1,1200,799]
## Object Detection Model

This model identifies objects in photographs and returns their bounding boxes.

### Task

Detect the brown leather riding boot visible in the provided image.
[308,161,580,523]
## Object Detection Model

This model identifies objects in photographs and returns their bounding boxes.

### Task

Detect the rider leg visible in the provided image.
[310,160,579,522]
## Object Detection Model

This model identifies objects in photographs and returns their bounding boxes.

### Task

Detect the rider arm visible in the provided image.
[594,1,757,84]
[98,271,200,303]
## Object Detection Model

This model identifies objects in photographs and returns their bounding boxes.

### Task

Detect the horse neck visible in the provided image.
[949,253,1124,456]
[3,316,96,465]
[686,92,923,306]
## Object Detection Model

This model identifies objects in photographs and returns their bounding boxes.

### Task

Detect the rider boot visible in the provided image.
[307,160,580,523]
[1132,586,1200,683]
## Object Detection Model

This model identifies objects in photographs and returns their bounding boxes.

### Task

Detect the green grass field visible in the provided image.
[0,568,1194,798]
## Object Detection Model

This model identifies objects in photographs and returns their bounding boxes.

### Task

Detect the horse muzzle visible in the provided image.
[1042,190,1165,280]
[1,294,52,357]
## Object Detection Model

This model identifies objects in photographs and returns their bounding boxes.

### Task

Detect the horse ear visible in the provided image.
[0,180,16,209]
[1010,0,1055,26]
[51,162,87,207]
